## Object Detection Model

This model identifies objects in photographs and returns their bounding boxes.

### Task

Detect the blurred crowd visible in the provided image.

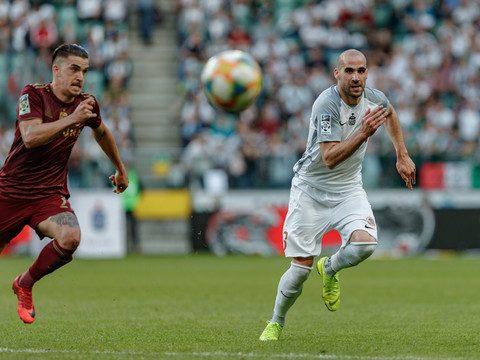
[0,0,134,188]
[1,0,479,191]
[175,0,480,189]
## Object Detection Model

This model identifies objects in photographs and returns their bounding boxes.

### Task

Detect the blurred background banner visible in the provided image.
[6,188,479,258]
[71,190,126,258]
[190,189,480,256]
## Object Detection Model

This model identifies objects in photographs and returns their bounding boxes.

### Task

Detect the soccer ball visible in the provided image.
[200,50,262,113]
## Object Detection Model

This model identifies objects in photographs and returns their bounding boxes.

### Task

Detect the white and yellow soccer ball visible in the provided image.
[200,50,262,113]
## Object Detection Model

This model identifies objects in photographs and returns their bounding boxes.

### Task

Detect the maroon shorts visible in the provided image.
[0,193,75,245]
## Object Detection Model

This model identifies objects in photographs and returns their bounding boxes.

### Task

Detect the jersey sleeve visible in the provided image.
[17,86,43,121]
[312,87,342,143]
[365,87,390,112]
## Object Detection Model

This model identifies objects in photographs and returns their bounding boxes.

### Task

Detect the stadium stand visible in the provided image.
[2,0,480,193]
[175,0,480,191]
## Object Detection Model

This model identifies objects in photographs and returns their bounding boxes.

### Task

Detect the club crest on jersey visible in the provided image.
[320,114,331,134]
[366,216,375,227]
[349,113,356,125]
[19,94,30,115]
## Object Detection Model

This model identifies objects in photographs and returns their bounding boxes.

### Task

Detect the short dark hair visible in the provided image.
[52,43,89,64]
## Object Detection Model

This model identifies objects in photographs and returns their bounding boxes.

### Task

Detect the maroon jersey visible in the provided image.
[0,83,102,200]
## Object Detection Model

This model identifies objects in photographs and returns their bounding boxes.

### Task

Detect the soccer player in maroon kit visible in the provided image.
[0,43,129,323]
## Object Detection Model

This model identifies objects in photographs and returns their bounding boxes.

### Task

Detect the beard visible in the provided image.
[341,82,364,101]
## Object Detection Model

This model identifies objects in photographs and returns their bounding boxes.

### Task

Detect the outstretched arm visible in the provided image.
[320,105,388,169]
[19,98,97,149]
[384,104,416,190]
[92,122,129,193]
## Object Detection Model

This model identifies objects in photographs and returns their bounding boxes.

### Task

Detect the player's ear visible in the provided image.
[334,68,339,80]
[52,64,60,75]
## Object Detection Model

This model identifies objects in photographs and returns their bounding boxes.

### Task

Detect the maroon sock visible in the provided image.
[19,239,75,288]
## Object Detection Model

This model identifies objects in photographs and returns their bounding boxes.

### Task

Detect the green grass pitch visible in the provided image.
[0,254,479,359]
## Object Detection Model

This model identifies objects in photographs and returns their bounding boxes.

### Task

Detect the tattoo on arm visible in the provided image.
[51,212,79,228]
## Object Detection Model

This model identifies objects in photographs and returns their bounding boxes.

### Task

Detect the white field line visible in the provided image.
[0,348,465,360]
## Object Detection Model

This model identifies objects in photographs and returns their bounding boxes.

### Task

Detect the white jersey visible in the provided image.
[293,85,390,193]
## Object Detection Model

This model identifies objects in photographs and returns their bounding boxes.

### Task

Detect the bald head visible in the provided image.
[337,49,367,70]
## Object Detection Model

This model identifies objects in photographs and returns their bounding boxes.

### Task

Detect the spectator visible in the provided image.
[77,0,102,22]
[29,18,58,50]
[457,99,480,154]
[104,50,133,87]
[103,0,128,23]
[138,0,155,45]
[120,166,142,254]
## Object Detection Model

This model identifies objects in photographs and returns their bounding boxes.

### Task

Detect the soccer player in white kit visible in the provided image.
[259,49,416,341]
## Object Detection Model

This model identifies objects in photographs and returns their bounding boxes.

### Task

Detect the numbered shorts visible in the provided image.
[283,179,377,258]
[0,193,75,246]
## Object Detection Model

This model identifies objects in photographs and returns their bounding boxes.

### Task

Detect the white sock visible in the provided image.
[327,242,377,276]
[270,262,312,326]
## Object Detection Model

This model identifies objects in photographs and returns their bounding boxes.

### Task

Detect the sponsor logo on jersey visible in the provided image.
[19,94,30,115]
[60,109,83,138]
[321,114,331,134]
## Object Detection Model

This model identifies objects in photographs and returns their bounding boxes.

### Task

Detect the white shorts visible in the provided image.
[283,177,377,258]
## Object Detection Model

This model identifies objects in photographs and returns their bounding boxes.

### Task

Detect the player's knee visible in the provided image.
[349,242,377,265]
[350,229,376,243]
[57,227,81,251]
[292,256,314,269]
